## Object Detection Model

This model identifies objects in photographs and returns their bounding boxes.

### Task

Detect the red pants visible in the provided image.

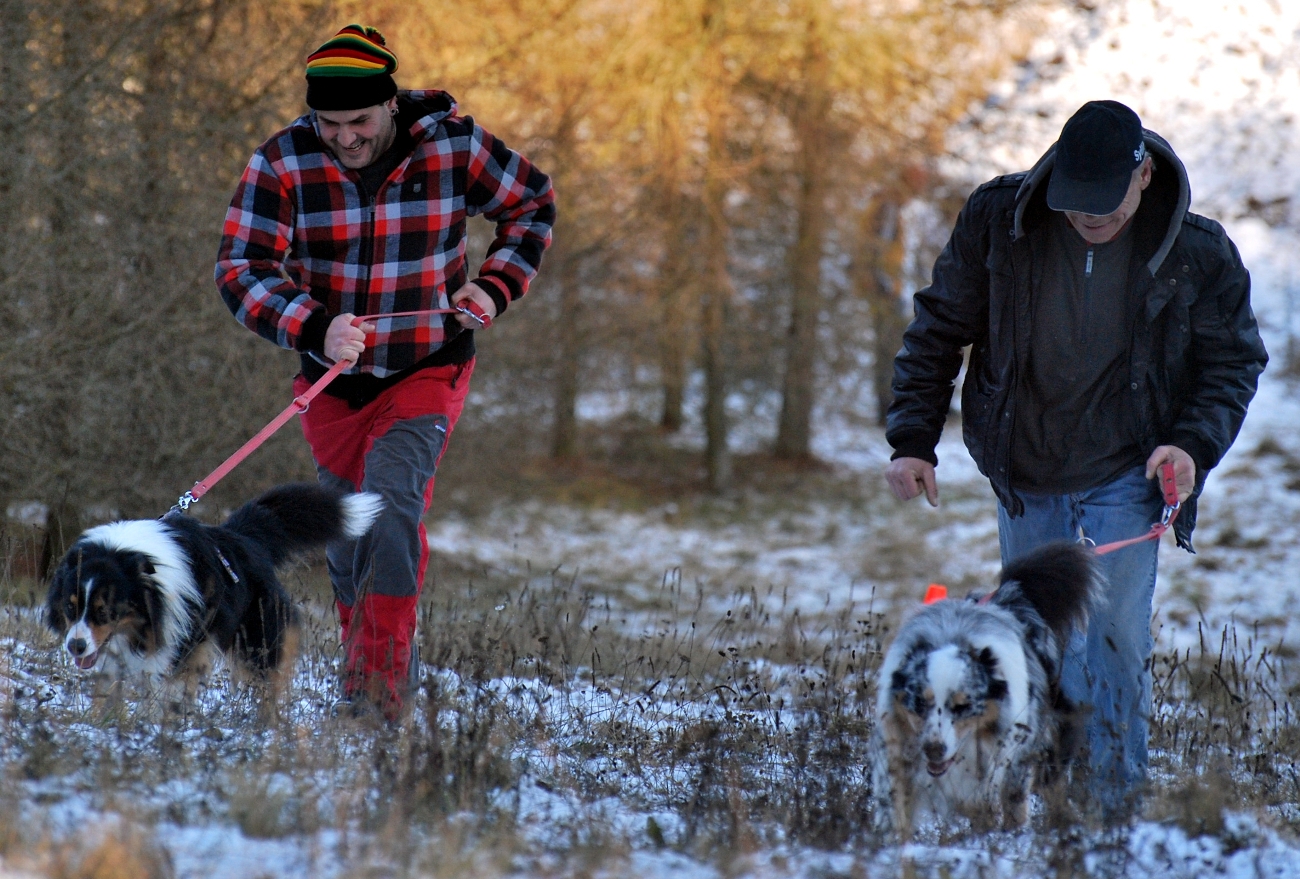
[295,360,473,710]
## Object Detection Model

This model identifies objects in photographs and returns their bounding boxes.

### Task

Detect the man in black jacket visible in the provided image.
[884,101,1267,810]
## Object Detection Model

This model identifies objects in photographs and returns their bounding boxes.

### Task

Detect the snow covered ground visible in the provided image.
[7,2,1300,878]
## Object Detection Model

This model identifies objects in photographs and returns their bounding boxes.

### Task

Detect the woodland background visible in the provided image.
[0,0,1043,571]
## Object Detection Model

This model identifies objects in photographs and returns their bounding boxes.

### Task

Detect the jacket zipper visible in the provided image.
[361,194,376,298]
[1004,224,1026,515]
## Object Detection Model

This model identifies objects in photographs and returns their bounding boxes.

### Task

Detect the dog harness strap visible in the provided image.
[214,547,241,584]
[173,308,476,513]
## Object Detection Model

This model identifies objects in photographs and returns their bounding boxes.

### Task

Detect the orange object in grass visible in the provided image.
[923,583,948,604]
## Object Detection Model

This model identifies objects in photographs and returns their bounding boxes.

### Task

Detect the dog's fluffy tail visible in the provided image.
[997,540,1102,642]
[223,483,383,568]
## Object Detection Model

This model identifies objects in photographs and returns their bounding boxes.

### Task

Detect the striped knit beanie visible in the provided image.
[305,24,399,111]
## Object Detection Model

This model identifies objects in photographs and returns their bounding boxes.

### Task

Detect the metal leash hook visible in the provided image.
[1160,499,1181,528]
[172,490,197,514]
[455,299,492,328]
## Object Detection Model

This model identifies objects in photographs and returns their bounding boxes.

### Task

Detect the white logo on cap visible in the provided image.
[1134,142,1146,163]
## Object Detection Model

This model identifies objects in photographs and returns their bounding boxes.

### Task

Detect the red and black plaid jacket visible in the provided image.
[215,90,554,378]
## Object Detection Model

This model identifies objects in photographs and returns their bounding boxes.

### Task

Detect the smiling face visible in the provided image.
[1062,156,1153,244]
[314,99,398,169]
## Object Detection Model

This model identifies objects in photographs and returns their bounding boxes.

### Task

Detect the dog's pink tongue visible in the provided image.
[927,758,954,777]
[73,651,99,671]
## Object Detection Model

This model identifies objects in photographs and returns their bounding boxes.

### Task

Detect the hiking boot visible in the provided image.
[333,641,420,725]
[330,693,383,724]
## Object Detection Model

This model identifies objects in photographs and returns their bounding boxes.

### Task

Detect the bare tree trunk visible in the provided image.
[701,239,731,492]
[546,114,584,460]
[858,197,908,426]
[130,30,173,282]
[658,191,695,433]
[652,102,695,433]
[549,230,583,458]
[699,0,733,492]
[0,9,26,278]
[774,13,831,461]
[0,6,31,510]
[774,173,826,458]
[37,13,89,579]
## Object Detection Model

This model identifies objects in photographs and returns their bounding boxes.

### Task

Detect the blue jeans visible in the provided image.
[997,466,1163,804]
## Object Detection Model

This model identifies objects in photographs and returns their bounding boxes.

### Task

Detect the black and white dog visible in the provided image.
[871,541,1102,838]
[44,483,381,713]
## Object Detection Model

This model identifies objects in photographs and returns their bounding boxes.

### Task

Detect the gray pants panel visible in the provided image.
[319,413,448,604]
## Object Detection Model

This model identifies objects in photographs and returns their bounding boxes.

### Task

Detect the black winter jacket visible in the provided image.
[886,131,1267,549]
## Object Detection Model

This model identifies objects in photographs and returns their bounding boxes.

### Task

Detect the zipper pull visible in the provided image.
[1085,248,1094,278]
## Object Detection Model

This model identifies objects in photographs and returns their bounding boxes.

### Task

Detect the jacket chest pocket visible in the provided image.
[986,245,1014,284]
[1140,282,1193,415]
[399,172,434,201]
[1159,284,1195,356]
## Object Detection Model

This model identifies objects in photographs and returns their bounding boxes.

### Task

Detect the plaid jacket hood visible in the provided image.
[216,90,554,378]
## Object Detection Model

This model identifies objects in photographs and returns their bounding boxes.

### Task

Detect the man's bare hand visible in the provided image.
[886,457,939,507]
[1145,445,1196,503]
[325,313,375,364]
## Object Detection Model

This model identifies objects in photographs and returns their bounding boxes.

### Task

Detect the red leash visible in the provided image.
[921,461,1182,605]
[1089,461,1181,555]
[172,303,491,512]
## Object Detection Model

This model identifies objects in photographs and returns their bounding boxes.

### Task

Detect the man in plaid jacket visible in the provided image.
[215,24,554,720]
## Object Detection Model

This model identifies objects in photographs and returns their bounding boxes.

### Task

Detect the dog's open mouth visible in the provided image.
[926,757,955,777]
[71,650,99,671]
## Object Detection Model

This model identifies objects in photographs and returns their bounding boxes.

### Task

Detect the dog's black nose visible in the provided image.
[67,638,88,656]
[922,741,947,763]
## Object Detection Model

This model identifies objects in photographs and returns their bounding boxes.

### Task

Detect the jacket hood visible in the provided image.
[1013,130,1191,276]
[397,89,458,140]
[296,89,458,144]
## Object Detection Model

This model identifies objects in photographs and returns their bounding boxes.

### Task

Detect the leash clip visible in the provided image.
[1160,500,1180,528]
[456,306,484,326]
[455,300,493,328]
[172,490,196,514]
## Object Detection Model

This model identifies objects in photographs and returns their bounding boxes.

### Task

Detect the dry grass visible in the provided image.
[2,449,1300,877]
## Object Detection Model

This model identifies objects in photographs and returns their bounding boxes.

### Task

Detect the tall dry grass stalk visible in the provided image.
[2,535,1300,874]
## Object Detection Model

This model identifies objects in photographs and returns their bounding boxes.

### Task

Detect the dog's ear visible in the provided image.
[122,552,163,642]
[972,645,998,671]
[43,548,81,632]
[44,573,67,633]
[138,580,169,651]
[891,638,933,696]
[973,646,1009,700]
[134,554,157,578]
[901,638,932,667]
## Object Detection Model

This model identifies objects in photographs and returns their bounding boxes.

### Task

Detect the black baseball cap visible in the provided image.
[1047,100,1147,216]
